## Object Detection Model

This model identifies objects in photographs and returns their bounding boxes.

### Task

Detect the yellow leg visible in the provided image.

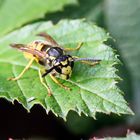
[8,58,35,81]
[64,42,83,51]
[72,56,100,66]
[38,69,52,96]
[81,61,100,66]
[49,74,70,90]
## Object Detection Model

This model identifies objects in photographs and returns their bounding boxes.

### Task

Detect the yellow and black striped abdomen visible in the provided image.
[23,41,50,65]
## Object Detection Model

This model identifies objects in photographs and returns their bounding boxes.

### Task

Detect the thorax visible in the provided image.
[24,40,65,66]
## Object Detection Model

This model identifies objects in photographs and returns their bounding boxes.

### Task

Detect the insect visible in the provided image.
[8,32,101,96]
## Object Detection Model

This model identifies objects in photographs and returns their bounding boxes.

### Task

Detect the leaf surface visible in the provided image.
[0,19,133,119]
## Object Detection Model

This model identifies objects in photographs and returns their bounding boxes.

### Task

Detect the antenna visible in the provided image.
[74,57,101,62]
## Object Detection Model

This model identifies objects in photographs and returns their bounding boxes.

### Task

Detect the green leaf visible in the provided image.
[104,0,139,121]
[0,19,133,119]
[0,0,77,37]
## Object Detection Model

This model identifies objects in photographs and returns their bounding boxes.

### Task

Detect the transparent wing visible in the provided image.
[37,32,60,47]
[10,43,46,59]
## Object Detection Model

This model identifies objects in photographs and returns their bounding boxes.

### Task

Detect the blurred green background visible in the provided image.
[0,0,140,139]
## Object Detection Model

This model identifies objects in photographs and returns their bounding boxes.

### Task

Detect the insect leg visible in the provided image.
[8,58,35,81]
[73,56,100,66]
[38,69,52,96]
[49,74,70,90]
[80,61,100,66]
[64,42,83,51]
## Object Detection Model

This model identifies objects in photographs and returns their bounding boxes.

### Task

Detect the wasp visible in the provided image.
[8,32,101,96]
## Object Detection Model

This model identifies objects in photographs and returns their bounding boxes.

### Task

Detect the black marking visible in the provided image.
[41,44,50,51]
[66,75,69,79]
[55,55,72,65]
[70,61,74,69]
[38,60,45,66]
[42,54,74,78]
[53,55,74,75]
[55,66,62,74]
